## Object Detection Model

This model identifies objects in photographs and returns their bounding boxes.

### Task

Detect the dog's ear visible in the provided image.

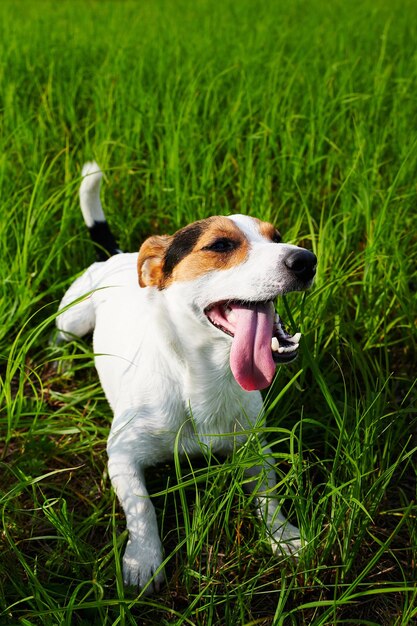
[137,235,171,288]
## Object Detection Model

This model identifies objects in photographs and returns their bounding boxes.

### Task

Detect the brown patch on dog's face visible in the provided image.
[164,216,249,286]
[137,216,281,289]
[255,219,282,243]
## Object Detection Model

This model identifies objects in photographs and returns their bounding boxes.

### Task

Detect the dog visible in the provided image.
[56,162,317,593]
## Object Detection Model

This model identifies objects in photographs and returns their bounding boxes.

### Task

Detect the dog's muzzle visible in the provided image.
[204,247,317,392]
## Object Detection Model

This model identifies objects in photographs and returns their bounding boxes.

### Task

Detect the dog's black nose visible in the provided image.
[284,249,317,282]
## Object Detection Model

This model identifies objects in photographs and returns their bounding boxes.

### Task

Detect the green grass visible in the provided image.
[1,0,416,624]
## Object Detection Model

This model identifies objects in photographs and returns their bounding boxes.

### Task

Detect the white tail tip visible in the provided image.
[79,161,105,227]
[81,160,102,179]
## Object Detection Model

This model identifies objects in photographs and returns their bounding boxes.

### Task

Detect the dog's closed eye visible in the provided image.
[202,237,240,253]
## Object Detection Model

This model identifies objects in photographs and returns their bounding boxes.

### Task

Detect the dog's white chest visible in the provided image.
[106,353,260,464]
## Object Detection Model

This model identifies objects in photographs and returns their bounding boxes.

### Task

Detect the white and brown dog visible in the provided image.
[57,162,317,593]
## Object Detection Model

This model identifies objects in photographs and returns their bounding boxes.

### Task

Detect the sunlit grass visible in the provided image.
[0,0,416,624]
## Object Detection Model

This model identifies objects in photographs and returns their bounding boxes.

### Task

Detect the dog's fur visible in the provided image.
[57,162,317,593]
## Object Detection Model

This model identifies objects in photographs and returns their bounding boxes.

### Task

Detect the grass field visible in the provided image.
[1,0,417,624]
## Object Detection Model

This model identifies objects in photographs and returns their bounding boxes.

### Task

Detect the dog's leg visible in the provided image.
[244,447,302,555]
[107,430,164,593]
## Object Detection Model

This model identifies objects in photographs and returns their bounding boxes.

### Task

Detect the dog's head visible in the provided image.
[137,215,316,392]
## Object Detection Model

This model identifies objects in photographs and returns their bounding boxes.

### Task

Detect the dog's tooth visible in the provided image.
[291,332,301,344]
[271,337,279,351]
[278,344,299,354]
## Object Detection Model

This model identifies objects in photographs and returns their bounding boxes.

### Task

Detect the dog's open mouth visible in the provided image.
[204,301,301,392]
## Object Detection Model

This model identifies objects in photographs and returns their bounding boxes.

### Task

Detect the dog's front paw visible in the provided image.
[270,521,302,556]
[122,537,164,594]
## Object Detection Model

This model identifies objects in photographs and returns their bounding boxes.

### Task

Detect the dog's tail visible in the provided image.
[79,161,122,261]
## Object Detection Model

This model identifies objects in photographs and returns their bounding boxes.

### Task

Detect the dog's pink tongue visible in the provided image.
[229,302,276,391]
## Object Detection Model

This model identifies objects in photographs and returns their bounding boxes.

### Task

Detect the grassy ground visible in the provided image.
[1,0,416,624]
